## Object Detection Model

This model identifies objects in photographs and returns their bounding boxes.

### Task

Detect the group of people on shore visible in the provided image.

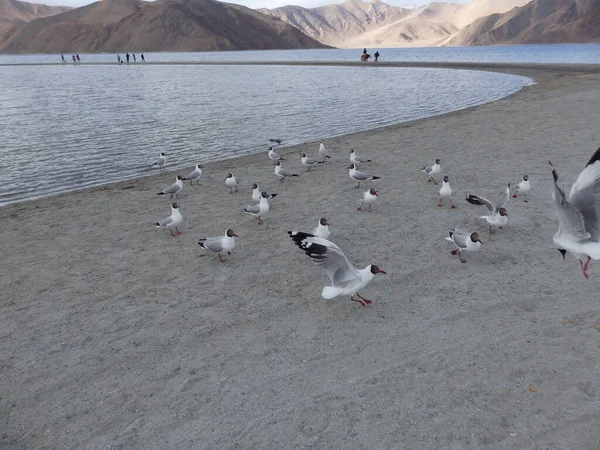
[61,54,80,64]
[117,53,145,64]
[361,48,380,62]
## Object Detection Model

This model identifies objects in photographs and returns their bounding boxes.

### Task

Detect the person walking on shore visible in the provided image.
[61,54,66,64]
[117,54,121,64]
[374,51,380,62]
[126,53,130,63]
[133,53,136,62]
[141,53,145,62]
[76,54,80,63]
[72,55,76,64]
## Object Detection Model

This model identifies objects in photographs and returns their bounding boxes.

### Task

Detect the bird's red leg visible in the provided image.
[356,293,372,304]
[450,199,456,209]
[257,216,263,225]
[176,227,182,235]
[438,198,442,207]
[578,259,589,279]
[432,177,438,185]
[512,193,518,198]
[459,251,466,263]
[584,255,591,271]
[489,225,495,234]
[170,229,176,237]
[357,203,363,211]
[218,254,225,263]
[351,295,366,307]
[451,249,459,255]
[524,194,529,203]
[356,182,360,189]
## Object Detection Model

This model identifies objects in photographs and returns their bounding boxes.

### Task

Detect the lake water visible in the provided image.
[0,63,531,206]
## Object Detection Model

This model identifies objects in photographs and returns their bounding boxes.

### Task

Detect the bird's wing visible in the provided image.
[449,228,469,249]
[550,163,590,241]
[244,203,261,214]
[353,170,372,181]
[201,237,224,252]
[568,147,600,241]
[159,216,173,227]
[496,183,511,209]
[465,194,495,215]
[162,183,179,194]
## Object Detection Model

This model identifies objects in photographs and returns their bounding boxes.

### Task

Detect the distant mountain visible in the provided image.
[447,0,600,45]
[259,0,532,48]
[0,0,330,53]
[0,0,70,35]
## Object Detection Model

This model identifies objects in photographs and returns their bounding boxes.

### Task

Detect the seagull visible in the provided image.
[152,152,167,172]
[422,159,441,184]
[301,153,324,171]
[183,164,204,185]
[198,229,238,263]
[268,147,285,165]
[225,173,239,193]
[513,175,531,202]
[287,231,386,307]
[438,176,455,208]
[313,217,331,239]
[549,148,600,279]
[251,183,278,202]
[348,164,381,189]
[157,175,183,199]
[155,202,182,237]
[465,183,510,234]
[445,228,482,263]
[349,149,371,164]
[274,161,299,183]
[269,138,283,145]
[244,191,272,225]
[357,188,379,212]
[319,143,331,161]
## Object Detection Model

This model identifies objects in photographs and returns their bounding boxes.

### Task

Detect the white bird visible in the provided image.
[301,153,324,171]
[465,183,510,234]
[550,148,600,279]
[438,175,455,208]
[268,147,285,165]
[445,228,482,263]
[349,149,371,164]
[152,152,167,172]
[157,175,183,199]
[357,188,380,212]
[183,164,203,185]
[198,229,238,263]
[274,161,299,183]
[319,143,331,161]
[251,183,278,202]
[313,217,331,239]
[244,192,272,225]
[513,175,531,202]
[422,159,441,184]
[288,231,387,307]
[155,202,183,237]
[225,173,239,193]
[348,164,381,189]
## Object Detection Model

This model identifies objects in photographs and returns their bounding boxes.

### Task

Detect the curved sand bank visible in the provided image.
[1,64,600,449]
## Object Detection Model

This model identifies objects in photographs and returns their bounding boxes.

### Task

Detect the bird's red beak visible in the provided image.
[375,191,380,197]
[233,233,239,238]
[378,268,387,274]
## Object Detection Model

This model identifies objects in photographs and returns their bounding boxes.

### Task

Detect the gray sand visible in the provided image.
[1,64,599,449]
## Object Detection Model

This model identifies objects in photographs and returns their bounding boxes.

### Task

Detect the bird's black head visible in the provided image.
[252,183,258,189]
[227,173,233,178]
[435,159,440,164]
[176,175,183,180]
[443,176,449,182]
[499,207,508,217]
[370,265,387,275]
[348,164,356,170]
[261,191,268,198]
[523,175,529,181]
[302,153,307,157]
[558,248,567,260]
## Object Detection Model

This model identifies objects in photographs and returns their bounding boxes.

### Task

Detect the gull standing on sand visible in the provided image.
[422,159,441,184]
[319,143,331,161]
[348,164,381,189]
[244,192,272,225]
[513,175,531,202]
[251,183,278,202]
[445,228,482,263]
[313,218,331,239]
[152,152,167,172]
[198,229,238,263]
[155,202,183,237]
[465,183,510,234]
[357,188,380,212]
[225,173,239,193]
[157,175,183,199]
[301,153,324,171]
[438,176,455,208]
[274,161,299,183]
[549,148,600,279]
[287,231,387,307]
[183,164,203,185]
[349,149,371,164]
[268,147,285,165]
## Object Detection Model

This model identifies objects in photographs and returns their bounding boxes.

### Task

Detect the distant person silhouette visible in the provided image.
[133,53,136,62]
[117,54,121,64]
[61,54,66,64]
[76,54,80,62]
[374,51,380,62]
[126,53,130,63]
[363,48,367,55]
[72,55,76,64]
[141,53,145,62]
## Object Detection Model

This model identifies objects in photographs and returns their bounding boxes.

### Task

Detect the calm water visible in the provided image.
[1,64,531,206]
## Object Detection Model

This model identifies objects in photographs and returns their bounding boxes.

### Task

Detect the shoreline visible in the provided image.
[2,64,600,449]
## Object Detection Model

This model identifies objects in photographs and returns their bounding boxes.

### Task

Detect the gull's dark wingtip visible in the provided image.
[585,146,600,167]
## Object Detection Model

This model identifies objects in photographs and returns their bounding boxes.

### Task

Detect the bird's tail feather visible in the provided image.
[157,192,165,196]
[155,222,161,227]
[372,176,381,180]
[322,286,339,300]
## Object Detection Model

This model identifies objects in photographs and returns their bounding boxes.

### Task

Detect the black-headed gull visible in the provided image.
[349,149,371,164]
[301,153,324,171]
[225,173,239,193]
[268,147,285,165]
[422,159,441,184]
[513,175,531,202]
[313,217,331,239]
[288,231,386,307]
[348,164,380,188]
[152,152,167,172]
[438,176,455,208]
[198,229,238,263]
[251,183,278,202]
[157,175,183,199]
[550,147,600,279]
[183,164,204,185]
[465,183,510,234]
[155,202,182,237]
[357,188,379,212]
[274,161,299,183]
[268,138,282,145]
[244,192,272,225]
[445,228,482,263]
[319,143,331,161]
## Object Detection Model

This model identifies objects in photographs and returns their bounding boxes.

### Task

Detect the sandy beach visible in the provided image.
[1,62,600,449]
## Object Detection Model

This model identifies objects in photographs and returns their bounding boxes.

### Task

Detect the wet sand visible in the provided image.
[1,63,599,449]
